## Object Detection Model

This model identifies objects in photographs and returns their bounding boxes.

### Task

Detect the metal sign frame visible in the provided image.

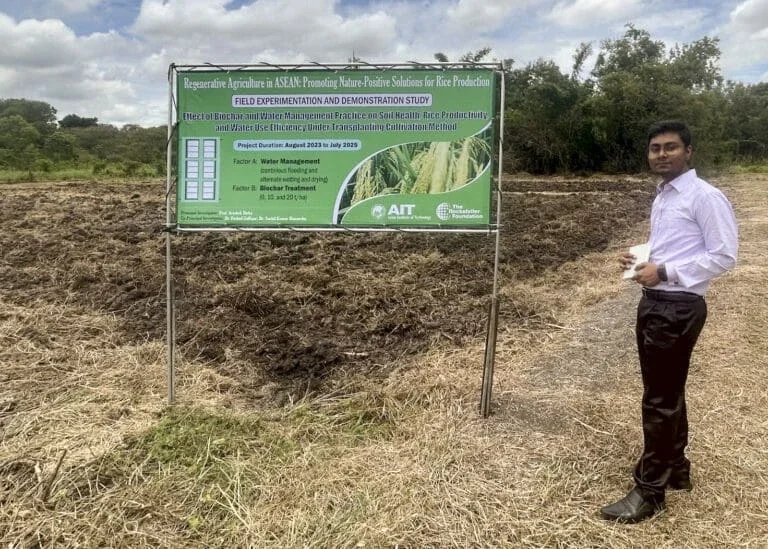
[165,61,505,415]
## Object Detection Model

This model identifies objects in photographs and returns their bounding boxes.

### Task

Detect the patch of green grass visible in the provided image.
[0,168,94,183]
[730,163,768,174]
[62,393,403,517]
[0,163,165,183]
[132,407,263,473]
[94,395,398,482]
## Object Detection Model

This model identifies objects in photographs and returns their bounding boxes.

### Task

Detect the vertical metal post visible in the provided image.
[166,65,176,405]
[480,66,505,418]
[166,237,175,404]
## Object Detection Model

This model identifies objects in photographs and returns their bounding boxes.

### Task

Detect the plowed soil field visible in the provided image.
[0,176,653,399]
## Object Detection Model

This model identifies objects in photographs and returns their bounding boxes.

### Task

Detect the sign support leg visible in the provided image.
[166,232,175,405]
[480,221,501,417]
[166,65,176,405]
[480,71,505,417]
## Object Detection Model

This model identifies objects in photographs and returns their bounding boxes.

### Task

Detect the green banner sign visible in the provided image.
[175,68,497,228]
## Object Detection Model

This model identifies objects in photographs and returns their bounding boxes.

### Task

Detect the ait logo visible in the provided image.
[371,204,386,219]
[436,202,452,221]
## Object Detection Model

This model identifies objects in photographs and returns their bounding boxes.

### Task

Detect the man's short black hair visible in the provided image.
[647,120,692,148]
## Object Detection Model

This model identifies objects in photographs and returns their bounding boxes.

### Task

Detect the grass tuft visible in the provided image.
[128,407,263,471]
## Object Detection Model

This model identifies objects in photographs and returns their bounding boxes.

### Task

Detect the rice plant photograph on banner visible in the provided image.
[335,126,492,223]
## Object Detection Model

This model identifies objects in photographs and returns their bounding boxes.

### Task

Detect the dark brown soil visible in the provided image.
[0,177,655,395]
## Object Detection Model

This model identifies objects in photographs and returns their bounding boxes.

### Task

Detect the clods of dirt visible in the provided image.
[0,178,654,395]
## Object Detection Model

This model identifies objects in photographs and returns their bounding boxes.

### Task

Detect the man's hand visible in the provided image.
[633,262,662,287]
[618,251,636,271]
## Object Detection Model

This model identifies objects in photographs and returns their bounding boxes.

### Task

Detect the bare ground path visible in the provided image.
[486,172,768,546]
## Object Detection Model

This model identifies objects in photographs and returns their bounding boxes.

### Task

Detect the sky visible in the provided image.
[0,0,766,127]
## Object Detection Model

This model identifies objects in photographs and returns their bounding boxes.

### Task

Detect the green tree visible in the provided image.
[572,42,593,80]
[59,114,99,128]
[434,47,493,66]
[67,123,121,160]
[668,37,722,91]
[504,59,599,173]
[587,25,728,172]
[65,122,167,170]
[0,98,57,137]
[723,82,768,161]
[592,25,664,80]
[18,143,41,171]
[43,130,77,162]
[0,115,41,168]
[117,124,167,165]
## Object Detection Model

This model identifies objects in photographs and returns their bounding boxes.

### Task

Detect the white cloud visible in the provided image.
[719,0,768,76]
[111,0,406,124]
[0,0,766,127]
[0,14,80,67]
[0,13,143,124]
[0,66,18,89]
[132,0,397,61]
[446,0,531,31]
[121,0,402,123]
[730,0,768,34]
[550,42,583,74]
[632,8,710,34]
[547,0,643,28]
[547,0,709,36]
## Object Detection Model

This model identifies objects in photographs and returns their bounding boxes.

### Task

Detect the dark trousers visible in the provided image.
[633,289,707,501]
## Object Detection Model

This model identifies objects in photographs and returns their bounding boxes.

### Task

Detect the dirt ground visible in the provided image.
[0,175,653,398]
[1,173,766,548]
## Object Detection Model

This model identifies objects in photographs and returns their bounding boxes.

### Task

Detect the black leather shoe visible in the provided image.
[667,471,693,492]
[600,488,665,523]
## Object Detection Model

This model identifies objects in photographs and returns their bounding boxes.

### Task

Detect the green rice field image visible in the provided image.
[336,129,492,221]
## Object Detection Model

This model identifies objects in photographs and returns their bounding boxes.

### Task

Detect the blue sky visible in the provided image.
[0,0,766,126]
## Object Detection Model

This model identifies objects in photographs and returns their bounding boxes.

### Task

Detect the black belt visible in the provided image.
[642,288,703,302]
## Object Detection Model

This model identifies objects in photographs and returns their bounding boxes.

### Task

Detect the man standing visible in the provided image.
[600,120,738,523]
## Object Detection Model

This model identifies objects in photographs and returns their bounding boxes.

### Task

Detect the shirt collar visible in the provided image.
[657,168,696,195]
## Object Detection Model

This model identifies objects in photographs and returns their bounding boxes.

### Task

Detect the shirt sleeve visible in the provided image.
[666,189,738,288]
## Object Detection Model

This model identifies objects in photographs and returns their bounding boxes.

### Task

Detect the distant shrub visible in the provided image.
[122,160,141,177]
[732,163,768,174]
[137,163,157,178]
[37,159,54,173]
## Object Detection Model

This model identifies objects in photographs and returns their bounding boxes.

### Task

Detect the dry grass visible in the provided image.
[1,174,767,547]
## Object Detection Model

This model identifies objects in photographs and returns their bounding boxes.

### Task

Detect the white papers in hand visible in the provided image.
[623,242,650,279]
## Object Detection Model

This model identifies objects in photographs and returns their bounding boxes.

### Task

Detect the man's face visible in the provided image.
[648,132,692,182]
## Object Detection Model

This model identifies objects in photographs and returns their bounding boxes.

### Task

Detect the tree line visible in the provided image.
[1,26,766,178]
[499,25,767,173]
[0,100,166,177]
